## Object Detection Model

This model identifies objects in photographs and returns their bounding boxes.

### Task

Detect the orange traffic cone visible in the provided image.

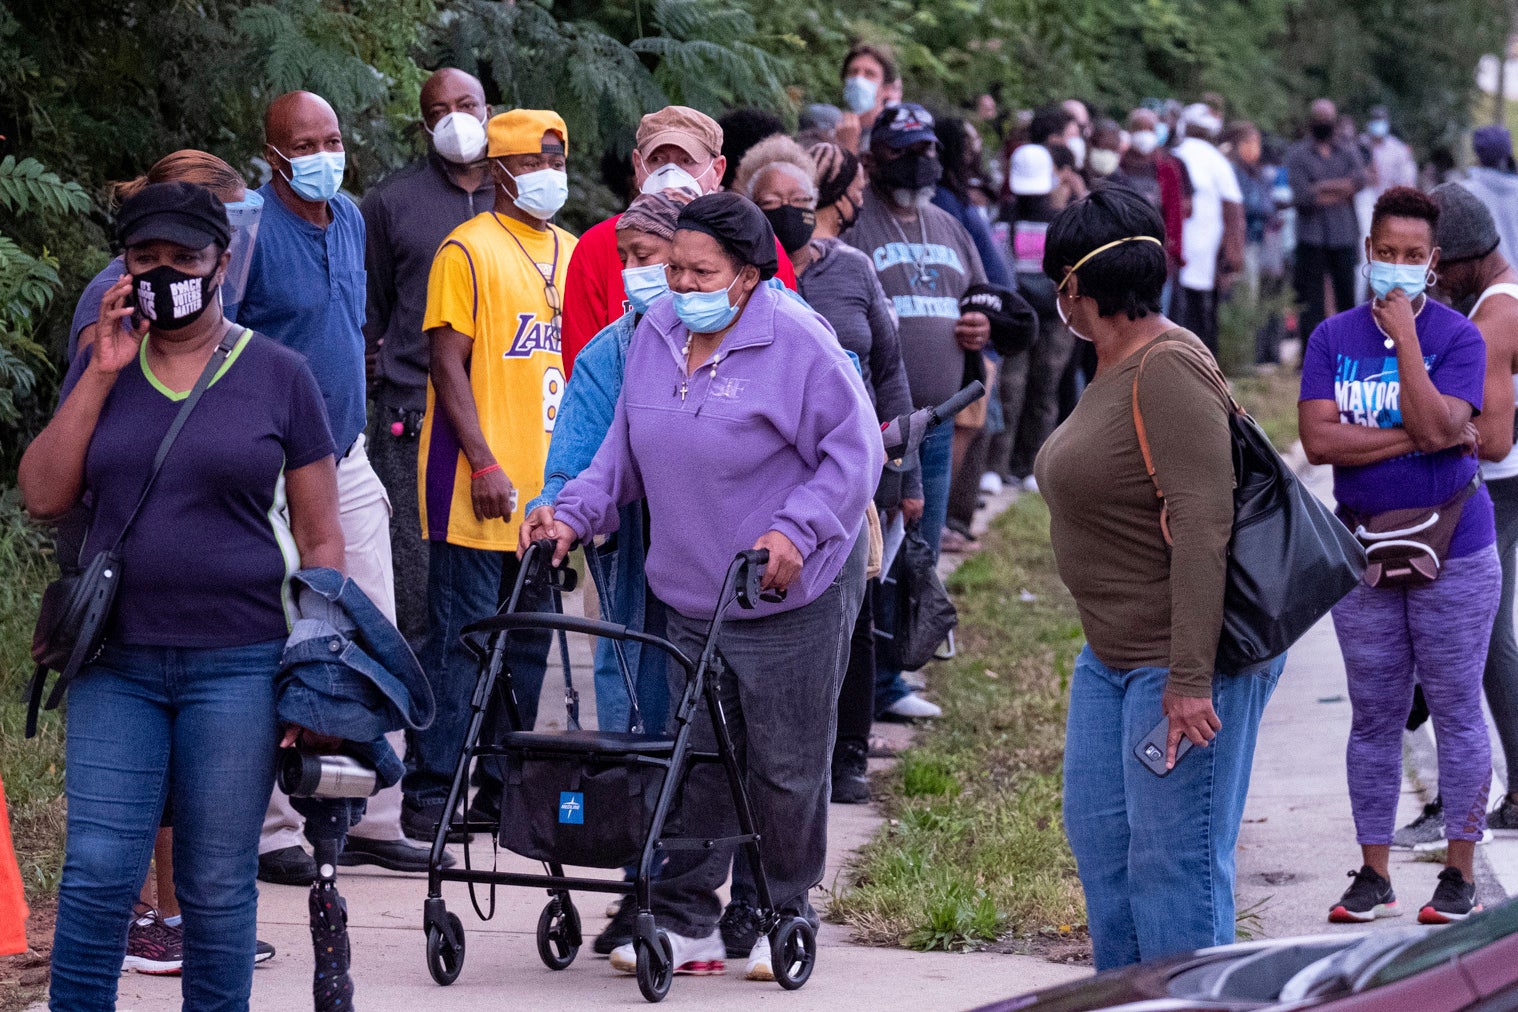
[0,772,28,956]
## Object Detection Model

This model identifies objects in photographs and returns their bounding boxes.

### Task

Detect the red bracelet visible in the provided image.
[471,463,501,480]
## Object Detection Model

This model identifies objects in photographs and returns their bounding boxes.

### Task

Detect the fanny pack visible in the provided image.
[25,327,241,737]
[1343,474,1481,589]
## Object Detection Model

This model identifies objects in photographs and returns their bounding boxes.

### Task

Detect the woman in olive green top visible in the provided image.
[1033,187,1283,971]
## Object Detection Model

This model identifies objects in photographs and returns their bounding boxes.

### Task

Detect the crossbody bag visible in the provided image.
[1339,475,1482,588]
[25,326,243,736]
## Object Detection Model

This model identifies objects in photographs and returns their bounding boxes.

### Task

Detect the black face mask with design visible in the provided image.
[876,152,943,191]
[763,205,816,254]
[133,265,218,331]
[1310,121,1334,142]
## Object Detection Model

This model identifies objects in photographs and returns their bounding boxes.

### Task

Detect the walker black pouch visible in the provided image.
[877,527,958,672]
[498,752,664,868]
[22,327,240,738]
[1342,476,1481,588]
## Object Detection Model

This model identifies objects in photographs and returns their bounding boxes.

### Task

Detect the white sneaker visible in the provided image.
[978,471,1004,495]
[610,928,725,976]
[1022,474,1039,494]
[744,935,774,981]
[884,693,942,719]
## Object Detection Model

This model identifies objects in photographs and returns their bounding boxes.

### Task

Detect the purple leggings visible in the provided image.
[1331,545,1499,845]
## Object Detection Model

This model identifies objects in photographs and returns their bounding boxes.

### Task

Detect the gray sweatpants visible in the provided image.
[652,536,865,938]
[1332,546,1499,844]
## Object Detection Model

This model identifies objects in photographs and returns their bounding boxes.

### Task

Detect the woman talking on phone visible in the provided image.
[19,181,344,1011]
[1032,186,1283,970]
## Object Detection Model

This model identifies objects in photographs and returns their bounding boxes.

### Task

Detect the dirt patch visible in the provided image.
[0,894,54,1011]
[988,925,1094,966]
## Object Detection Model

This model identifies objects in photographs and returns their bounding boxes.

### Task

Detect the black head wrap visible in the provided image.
[676,192,778,280]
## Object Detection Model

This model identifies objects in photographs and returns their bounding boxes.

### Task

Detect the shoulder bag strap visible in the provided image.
[111,325,244,549]
[1131,339,1239,547]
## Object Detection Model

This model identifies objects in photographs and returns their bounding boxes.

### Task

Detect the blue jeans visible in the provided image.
[1062,646,1283,971]
[873,422,955,712]
[582,529,670,736]
[405,540,549,807]
[50,640,283,1012]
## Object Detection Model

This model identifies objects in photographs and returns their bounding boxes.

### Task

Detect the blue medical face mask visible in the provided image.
[503,166,569,220]
[843,75,878,115]
[673,274,742,334]
[1368,258,1432,301]
[273,148,345,203]
[1154,122,1170,147]
[622,263,669,314]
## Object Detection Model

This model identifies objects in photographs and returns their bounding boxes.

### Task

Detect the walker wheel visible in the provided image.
[635,929,674,1002]
[771,918,816,990]
[425,911,465,985]
[536,896,581,970]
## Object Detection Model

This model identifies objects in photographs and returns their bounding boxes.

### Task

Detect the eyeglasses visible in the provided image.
[545,280,562,325]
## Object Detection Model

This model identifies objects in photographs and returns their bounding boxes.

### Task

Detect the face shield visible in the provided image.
[221,189,264,311]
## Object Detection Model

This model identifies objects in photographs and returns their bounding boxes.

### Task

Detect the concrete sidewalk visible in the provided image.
[98,496,1087,1011]
[1235,457,1516,938]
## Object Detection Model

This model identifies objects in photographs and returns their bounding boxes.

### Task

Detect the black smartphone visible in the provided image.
[1134,716,1194,777]
[125,286,145,331]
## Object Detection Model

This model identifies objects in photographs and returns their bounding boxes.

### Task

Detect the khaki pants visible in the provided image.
[260,435,408,851]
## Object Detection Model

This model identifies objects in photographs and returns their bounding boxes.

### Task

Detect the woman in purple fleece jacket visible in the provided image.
[524,193,882,980]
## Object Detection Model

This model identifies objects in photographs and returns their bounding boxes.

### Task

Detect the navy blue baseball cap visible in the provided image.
[876,103,938,149]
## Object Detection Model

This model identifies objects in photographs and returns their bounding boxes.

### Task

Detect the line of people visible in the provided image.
[25,34,1518,1008]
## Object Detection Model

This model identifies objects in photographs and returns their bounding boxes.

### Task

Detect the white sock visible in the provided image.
[163,914,183,928]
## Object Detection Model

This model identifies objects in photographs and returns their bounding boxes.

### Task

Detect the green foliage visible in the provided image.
[0,488,65,901]
[0,156,91,219]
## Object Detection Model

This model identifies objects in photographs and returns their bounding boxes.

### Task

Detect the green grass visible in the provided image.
[1231,369,1302,452]
[0,488,67,903]
[828,498,1087,951]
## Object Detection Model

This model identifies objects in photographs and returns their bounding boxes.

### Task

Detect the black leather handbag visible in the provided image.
[25,326,241,736]
[1133,341,1366,673]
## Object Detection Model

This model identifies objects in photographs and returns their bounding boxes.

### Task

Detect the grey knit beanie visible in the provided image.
[1431,182,1500,261]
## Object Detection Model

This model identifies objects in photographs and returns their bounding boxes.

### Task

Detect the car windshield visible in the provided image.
[1364,895,1518,987]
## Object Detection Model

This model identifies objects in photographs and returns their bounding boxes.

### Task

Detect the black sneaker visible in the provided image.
[401,801,460,843]
[593,895,638,955]
[1489,796,1518,831]
[255,939,276,964]
[337,835,455,872]
[1419,867,1481,924]
[1329,865,1400,923]
[831,739,870,805]
[1392,797,1444,852]
[718,899,760,958]
[257,845,317,886]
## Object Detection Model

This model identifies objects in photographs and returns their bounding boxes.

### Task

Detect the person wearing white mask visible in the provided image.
[238,91,427,884]
[835,42,904,153]
[560,105,799,378]
[360,68,494,652]
[404,109,578,839]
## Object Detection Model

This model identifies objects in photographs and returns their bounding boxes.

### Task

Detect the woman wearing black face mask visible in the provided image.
[749,137,917,803]
[19,181,345,1010]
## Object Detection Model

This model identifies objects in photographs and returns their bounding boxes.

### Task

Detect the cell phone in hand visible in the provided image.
[1135,715,1194,777]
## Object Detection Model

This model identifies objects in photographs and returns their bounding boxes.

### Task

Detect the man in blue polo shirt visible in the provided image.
[237,90,442,880]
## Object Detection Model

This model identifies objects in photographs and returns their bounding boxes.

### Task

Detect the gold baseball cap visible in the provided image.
[635,106,721,161]
[487,109,569,159]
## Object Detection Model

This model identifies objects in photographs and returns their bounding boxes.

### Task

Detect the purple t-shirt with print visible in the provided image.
[61,330,335,647]
[1300,299,1495,559]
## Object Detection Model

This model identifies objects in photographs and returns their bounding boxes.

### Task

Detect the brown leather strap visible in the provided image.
[1130,339,1240,547]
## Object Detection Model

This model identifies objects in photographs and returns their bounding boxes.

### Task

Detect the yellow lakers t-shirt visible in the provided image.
[418,211,577,549]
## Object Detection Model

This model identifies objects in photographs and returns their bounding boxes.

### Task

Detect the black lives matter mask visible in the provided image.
[133,265,218,331]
